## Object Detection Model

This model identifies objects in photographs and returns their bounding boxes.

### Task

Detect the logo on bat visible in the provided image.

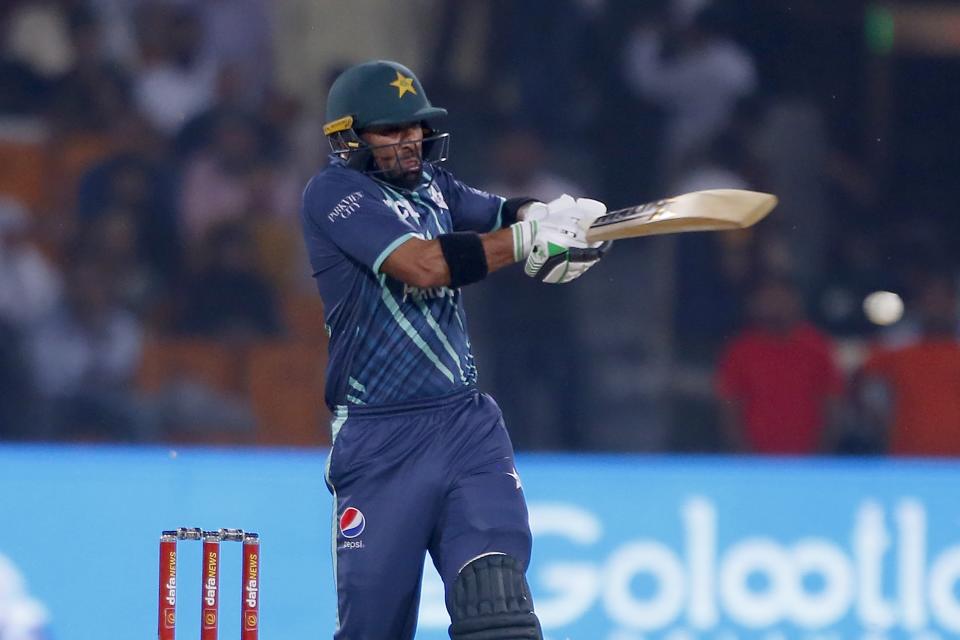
[589,199,670,229]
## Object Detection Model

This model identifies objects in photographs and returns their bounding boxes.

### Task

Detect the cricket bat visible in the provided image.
[585,189,777,242]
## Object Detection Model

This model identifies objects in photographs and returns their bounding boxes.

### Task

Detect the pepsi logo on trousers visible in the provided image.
[339,507,366,538]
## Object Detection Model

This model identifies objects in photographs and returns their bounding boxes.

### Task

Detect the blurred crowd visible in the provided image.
[0,0,320,445]
[0,0,958,456]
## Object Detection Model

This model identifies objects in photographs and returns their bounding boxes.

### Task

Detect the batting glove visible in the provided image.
[522,195,612,284]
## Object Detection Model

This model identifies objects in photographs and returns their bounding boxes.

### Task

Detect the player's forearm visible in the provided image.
[381,238,449,288]
[382,231,521,290]
[481,228,521,274]
[400,229,519,287]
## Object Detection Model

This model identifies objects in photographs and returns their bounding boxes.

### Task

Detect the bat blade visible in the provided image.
[585,189,777,243]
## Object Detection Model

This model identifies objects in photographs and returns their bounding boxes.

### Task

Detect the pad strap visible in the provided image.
[438,232,488,288]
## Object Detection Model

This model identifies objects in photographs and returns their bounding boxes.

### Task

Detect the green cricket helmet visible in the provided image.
[323,60,450,178]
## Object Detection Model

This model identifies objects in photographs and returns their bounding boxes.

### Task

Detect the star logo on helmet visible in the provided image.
[389,71,417,99]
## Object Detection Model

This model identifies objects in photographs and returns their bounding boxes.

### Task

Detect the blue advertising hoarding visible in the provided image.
[1,445,960,639]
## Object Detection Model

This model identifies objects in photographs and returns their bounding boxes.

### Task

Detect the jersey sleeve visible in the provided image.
[435,169,506,233]
[302,174,420,274]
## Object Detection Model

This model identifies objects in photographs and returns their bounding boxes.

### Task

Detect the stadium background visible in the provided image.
[1,1,959,638]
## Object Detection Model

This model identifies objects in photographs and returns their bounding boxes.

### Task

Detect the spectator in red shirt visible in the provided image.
[859,273,960,456]
[715,276,844,454]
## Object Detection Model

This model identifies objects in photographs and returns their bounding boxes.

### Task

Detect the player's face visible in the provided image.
[360,123,424,185]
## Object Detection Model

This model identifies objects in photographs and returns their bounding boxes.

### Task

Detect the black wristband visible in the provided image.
[437,232,488,288]
[501,197,538,226]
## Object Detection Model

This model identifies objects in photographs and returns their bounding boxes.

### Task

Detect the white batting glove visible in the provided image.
[511,195,597,260]
[522,195,611,284]
[510,218,539,262]
[510,196,581,261]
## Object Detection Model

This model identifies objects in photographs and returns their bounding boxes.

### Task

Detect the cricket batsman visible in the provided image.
[300,59,610,639]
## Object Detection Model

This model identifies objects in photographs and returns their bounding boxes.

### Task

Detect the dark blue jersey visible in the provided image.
[300,160,505,411]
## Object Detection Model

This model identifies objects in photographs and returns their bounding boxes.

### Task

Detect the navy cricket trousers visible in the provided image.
[325,389,533,639]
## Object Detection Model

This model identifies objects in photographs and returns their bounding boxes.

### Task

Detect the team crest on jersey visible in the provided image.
[383,197,420,222]
[426,183,448,210]
[339,507,366,538]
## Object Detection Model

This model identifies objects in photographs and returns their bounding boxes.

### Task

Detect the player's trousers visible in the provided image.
[325,388,533,639]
